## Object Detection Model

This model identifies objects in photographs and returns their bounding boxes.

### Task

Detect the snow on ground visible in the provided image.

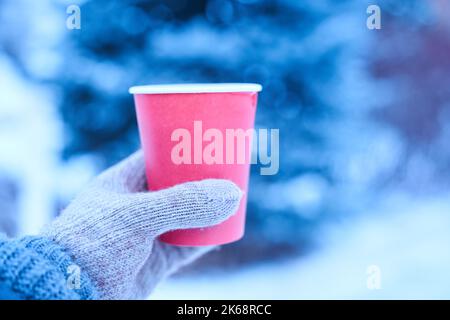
[152,191,450,299]
[0,54,97,235]
[0,1,97,235]
[0,55,62,234]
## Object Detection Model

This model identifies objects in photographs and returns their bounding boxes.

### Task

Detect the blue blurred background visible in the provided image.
[1,0,450,299]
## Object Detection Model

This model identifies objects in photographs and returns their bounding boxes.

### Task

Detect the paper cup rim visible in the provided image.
[129,83,262,94]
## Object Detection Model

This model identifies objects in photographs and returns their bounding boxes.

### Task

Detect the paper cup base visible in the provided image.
[159,231,244,247]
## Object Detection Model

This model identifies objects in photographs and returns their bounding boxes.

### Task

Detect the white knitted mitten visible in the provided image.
[42,151,242,299]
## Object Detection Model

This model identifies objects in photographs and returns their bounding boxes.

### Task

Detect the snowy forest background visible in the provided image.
[1,0,450,298]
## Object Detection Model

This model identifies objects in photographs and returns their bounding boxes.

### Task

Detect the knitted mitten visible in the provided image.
[41,151,242,299]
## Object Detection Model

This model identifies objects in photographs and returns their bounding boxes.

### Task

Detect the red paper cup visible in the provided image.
[129,83,262,246]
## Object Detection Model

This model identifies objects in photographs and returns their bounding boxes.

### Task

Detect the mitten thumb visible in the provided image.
[127,179,243,237]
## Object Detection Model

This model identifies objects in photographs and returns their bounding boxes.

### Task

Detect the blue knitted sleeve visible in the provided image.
[0,234,98,300]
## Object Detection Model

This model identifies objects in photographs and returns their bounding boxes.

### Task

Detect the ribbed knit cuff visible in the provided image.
[0,235,97,300]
